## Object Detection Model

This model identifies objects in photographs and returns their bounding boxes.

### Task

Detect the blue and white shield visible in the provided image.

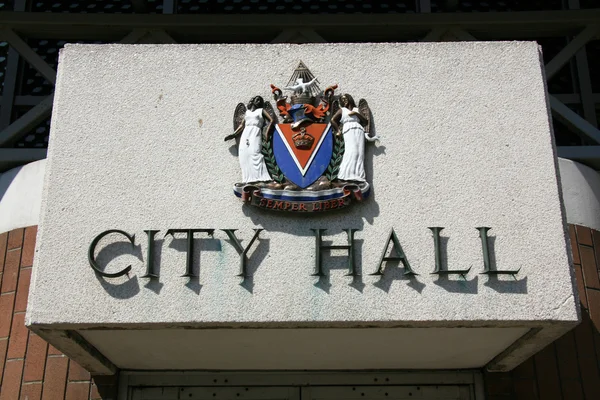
[273,123,333,188]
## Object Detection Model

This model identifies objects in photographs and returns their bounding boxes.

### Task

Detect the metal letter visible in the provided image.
[370,229,417,276]
[311,228,359,277]
[142,230,159,279]
[88,229,135,278]
[429,227,471,276]
[477,227,520,275]
[222,229,263,278]
[165,229,215,277]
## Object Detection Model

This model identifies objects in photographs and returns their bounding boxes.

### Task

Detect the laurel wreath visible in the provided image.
[262,135,286,183]
[325,133,345,181]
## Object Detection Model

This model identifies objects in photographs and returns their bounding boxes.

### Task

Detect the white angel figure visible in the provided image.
[330,94,380,182]
[225,96,275,184]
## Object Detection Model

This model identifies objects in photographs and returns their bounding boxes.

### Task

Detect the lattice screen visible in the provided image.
[0,42,8,96]
[177,0,416,14]
[431,0,563,12]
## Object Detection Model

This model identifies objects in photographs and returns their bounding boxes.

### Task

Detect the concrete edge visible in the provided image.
[30,327,117,375]
[26,319,579,330]
[485,322,577,372]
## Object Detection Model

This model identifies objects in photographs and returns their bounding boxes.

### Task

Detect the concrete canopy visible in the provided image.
[27,42,578,374]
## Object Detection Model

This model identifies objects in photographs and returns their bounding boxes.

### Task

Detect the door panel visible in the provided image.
[131,387,180,400]
[132,385,470,400]
[132,387,299,400]
[303,386,471,400]
[181,387,299,400]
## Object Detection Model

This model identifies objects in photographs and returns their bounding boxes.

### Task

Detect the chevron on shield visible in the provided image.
[273,122,333,189]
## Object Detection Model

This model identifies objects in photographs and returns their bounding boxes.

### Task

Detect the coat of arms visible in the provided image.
[225,62,379,212]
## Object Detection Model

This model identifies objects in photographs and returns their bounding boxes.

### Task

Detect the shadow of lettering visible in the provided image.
[144,238,163,294]
[311,230,363,293]
[237,237,270,294]
[433,236,478,294]
[484,275,528,293]
[167,233,221,294]
[94,241,142,299]
[373,259,425,294]
[482,236,527,293]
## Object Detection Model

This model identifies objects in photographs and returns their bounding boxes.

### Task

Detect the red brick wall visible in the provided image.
[0,227,118,400]
[1,224,599,399]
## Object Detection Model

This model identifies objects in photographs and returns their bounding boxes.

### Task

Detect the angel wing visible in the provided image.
[224,102,247,142]
[263,101,279,135]
[233,102,246,131]
[330,98,340,119]
[358,98,373,137]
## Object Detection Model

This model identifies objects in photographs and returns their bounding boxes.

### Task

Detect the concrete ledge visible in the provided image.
[32,327,117,375]
[558,157,600,232]
[0,159,45,233]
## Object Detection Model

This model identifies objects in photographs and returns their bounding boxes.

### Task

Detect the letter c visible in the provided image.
[88,230,134,278]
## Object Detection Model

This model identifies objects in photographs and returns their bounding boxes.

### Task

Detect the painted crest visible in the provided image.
[225,62,380,212]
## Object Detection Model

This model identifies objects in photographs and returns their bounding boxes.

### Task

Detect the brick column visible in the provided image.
[0,226,118,400]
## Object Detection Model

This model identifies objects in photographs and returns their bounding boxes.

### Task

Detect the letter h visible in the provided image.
[311,229,359,277]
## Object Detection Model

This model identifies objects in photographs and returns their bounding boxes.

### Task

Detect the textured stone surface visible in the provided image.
[28,43,576,331]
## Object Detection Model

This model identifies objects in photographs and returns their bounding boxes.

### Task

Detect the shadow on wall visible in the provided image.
[575,161,600,204]
[0,164,20,203]
[482,236,527,294]
[94,240,143,299]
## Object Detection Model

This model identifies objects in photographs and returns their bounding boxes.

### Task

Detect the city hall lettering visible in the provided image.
[88,227,520,285]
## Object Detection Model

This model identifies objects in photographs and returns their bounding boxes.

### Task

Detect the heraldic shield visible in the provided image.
[273,120,333,189]
[225,62,380,213]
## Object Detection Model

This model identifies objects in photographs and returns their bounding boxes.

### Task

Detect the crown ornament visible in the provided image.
[292,128,315,150]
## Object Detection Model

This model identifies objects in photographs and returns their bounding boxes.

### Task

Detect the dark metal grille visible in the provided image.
[14,115,50,149]
[31,0,135,13]
[7,0,599,15]
[177,0,416,14]
[539,37,575,94]
[537,36,583,147]
[553,105,591,146]
[0,41,8,96]
[538,36,594,147]
[145,0,164,13]
[587,40,600,93]
[580,0,600,9]
[20,39,64,96]
[0,1,12,11]
[431,0,564,12]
